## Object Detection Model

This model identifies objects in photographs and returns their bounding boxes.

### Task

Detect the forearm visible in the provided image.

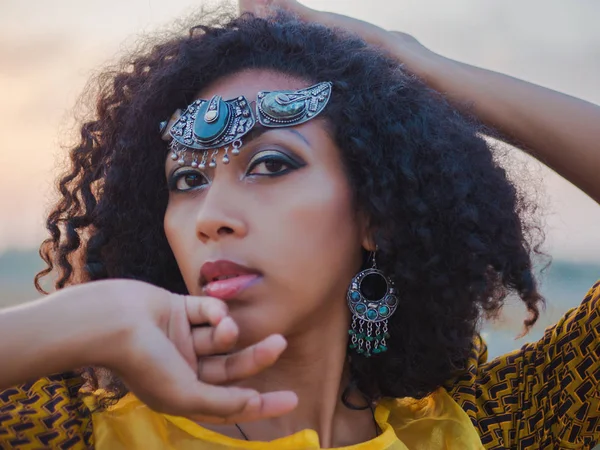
[246,2,600,200]
[397,46,600,203]
[0,283,123,389]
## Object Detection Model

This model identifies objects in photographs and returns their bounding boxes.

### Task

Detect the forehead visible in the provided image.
[196,70,311,102]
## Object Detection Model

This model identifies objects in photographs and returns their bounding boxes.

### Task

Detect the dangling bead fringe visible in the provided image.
[208,149,219,168]
[231,139,242,155]
[167,138,244,169]
[169,141,179,161]
[348,317,390,358]
[222,146,230,164]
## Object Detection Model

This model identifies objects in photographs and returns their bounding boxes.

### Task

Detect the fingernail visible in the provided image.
[211,306,228,321]
[267,334,286,347]
[247,395,261,410]
[221,316,238,332]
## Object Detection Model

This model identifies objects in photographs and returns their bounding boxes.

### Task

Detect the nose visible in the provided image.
[195,180,248,244]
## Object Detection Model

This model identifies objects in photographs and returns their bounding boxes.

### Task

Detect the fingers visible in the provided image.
[184,295,228,326]
[239,0,313,18]
[124,329,296,422]
[189,389,299,424]
[238,0,394,52]
[238,0,268,15]
[192,316,239,355]
[198,334,287,384]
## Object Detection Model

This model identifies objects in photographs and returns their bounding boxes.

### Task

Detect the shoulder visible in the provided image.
[446,279,600,403]
[444,280,600,448]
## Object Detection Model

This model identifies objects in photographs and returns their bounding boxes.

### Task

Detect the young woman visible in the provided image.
[1,1,598,448]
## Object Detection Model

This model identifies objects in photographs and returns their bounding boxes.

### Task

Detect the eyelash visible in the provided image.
[247,152,300,177]
[167,169,206,192]
[168,151,302,192]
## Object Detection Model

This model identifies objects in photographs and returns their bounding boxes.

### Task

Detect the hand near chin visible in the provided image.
[97,280,297,423]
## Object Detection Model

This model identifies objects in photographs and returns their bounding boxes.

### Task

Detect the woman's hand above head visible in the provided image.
[0,279,298,423]
[240,0,600,202]
[238,0,439,75]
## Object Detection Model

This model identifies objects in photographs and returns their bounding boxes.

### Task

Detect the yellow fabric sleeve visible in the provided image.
[0,372,92,449]
[447,280,600,449]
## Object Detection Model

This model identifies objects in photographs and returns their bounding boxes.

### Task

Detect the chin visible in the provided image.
[231,306,284,345]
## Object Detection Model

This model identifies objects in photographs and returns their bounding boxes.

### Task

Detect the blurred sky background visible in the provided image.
[0,0,599,357]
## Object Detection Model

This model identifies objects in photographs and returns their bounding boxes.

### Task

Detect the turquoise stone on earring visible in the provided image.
[385,295,398,306]
[378,306,390,317]
[374,332,391,340]
[346,251,398,358]
[372,344,388,354]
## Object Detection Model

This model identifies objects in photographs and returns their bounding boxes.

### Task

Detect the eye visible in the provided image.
[168,169,207,192]
[247,150,302,177]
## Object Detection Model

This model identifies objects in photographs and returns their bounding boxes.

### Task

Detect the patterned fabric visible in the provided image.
[0,373,92,449]
[447,280,600,449]
[0,281,599,449]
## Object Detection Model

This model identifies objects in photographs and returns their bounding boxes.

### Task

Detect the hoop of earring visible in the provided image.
[347,248,397,357]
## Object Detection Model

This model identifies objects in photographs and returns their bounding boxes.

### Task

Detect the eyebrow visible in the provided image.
[244,124,311,147]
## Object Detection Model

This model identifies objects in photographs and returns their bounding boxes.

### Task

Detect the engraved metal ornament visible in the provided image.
[168,95,255,150]
[161,82,333,168]
[347,261,396,357]
[347,268,398,323]
[256,81,333,127]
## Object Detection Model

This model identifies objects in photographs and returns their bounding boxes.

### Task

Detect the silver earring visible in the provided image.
[347,249,398,357]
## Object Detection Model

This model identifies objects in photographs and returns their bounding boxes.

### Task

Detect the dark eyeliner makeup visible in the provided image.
[166,146,306,192]
[246,149,305,177]
[167,168,207,191]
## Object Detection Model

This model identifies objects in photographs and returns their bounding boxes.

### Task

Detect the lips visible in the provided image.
[200,260,262,299]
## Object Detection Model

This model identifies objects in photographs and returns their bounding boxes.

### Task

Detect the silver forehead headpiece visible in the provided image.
[161,81,332,168]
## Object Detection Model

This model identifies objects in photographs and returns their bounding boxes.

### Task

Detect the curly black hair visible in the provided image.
[36,8,545,403]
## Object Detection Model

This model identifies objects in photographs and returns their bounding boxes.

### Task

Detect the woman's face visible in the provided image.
[164,70,367,345]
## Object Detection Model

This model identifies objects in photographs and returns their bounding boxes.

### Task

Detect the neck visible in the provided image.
[208,309,378,447]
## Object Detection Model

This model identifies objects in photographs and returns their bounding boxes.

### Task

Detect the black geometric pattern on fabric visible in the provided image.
[0,373,93,449]
[446,280,600,449]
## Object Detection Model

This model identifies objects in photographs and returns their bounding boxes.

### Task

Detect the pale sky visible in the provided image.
[0,0,599,261]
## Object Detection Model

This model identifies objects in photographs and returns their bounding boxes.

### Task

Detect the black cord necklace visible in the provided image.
[234,423,250,441]
[233,403,380,442]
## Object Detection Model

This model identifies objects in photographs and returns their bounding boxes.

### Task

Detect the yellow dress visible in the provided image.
[86,387,482,449]
[1,281,599,449]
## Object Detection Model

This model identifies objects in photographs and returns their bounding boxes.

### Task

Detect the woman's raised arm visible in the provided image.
[0,279,297,423]
[242,0,600,203]
[394,40,600,205]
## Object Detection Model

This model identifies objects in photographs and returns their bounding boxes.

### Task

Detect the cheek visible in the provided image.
[164,201,197,285]
[261,168,362,295]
